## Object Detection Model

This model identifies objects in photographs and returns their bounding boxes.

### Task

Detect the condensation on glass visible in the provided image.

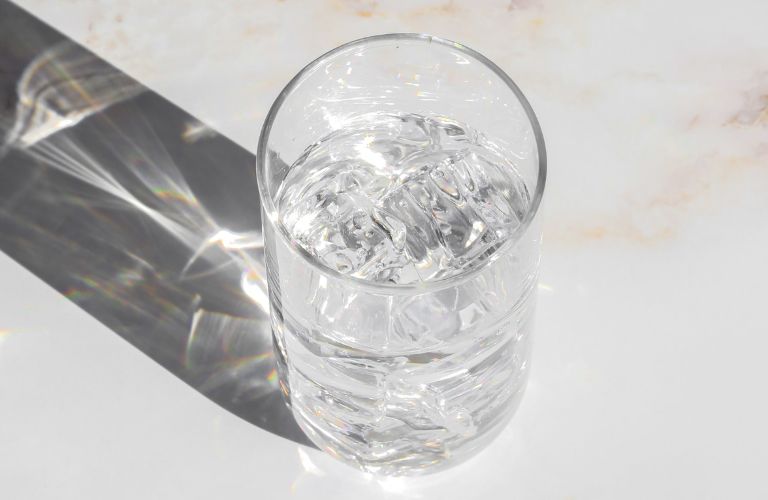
[256,34,546,475]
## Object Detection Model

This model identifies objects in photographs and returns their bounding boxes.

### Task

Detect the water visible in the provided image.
[277,112,529,284]
[268,112,537,474]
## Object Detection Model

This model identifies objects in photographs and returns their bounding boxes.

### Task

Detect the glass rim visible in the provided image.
[256,33,547,293]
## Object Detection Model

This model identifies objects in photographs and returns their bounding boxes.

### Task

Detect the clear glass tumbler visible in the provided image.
[256,34,546,475]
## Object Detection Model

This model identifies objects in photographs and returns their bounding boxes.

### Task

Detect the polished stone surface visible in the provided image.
[3,0,768,498]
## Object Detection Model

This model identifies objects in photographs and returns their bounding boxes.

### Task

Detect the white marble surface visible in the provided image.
[4,0,768,498]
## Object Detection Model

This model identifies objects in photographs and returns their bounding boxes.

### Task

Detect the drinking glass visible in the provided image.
[256,34,546,475]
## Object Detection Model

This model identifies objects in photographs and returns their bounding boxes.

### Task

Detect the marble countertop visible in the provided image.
[3,0,768,498]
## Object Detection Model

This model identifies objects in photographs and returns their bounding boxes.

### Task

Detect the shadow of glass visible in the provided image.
[0,0,312,447]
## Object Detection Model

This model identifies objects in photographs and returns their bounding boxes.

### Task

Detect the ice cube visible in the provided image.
[277,111,531,284]
[377,150,498,278]
[379,183,451,281]
[453,148,528,238]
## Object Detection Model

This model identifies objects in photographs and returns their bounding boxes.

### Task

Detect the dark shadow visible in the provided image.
[0,0,312,447]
